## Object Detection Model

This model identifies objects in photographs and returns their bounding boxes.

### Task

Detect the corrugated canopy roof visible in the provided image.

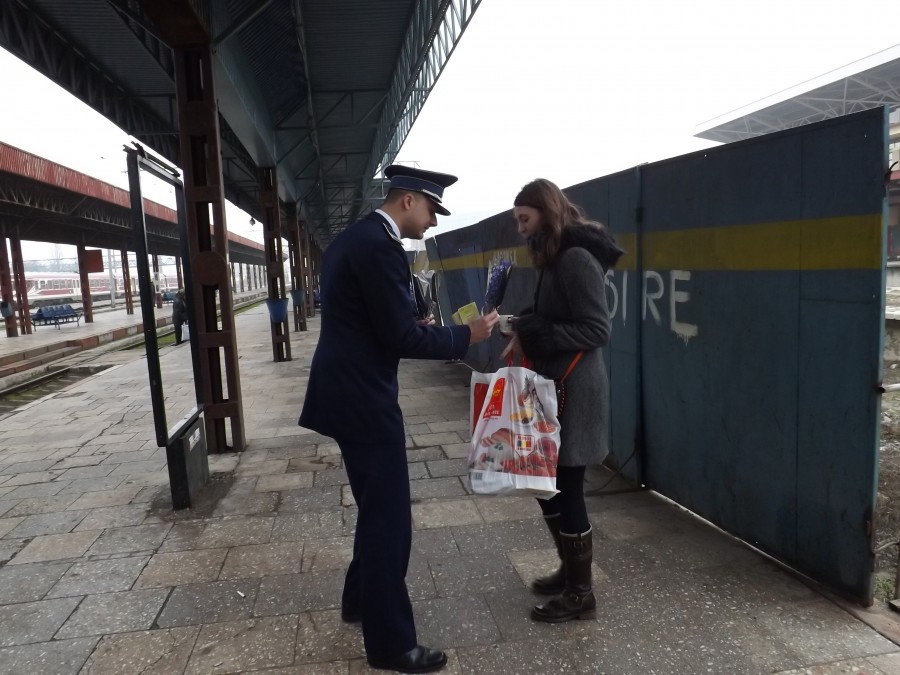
[0,0,482,245]
[696,44,900,144]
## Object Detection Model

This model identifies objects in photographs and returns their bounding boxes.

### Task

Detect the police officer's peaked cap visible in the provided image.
[384,165,458,216]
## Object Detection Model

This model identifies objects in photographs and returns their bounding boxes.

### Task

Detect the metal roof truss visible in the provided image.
[0,0,484,246]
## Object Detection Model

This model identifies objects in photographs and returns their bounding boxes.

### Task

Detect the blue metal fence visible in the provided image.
[429,107,887,603]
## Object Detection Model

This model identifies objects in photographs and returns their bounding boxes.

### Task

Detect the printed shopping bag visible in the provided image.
[470,371,492,434]
[468,366,561,499]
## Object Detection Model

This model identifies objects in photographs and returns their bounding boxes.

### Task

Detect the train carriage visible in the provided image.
[22,271,177,307]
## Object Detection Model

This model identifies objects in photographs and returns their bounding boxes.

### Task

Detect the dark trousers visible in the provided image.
[338,435,417,659]
[174,322,184,344]
[537,465,590,533]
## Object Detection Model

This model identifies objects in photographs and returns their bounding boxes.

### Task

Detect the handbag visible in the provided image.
[468,364,561,499]
[181,323,190,341]
[554,351,584,417]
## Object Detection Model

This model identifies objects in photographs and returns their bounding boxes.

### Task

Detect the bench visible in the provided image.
[30,304,83,329]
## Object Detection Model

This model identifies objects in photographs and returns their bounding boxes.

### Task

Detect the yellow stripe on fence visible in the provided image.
[643,214,883,271]
[433,214,882,273]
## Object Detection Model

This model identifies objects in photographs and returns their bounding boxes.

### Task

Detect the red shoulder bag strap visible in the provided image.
[559,351,583,383]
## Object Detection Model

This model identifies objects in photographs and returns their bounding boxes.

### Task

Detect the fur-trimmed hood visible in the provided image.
[558,223,625,271]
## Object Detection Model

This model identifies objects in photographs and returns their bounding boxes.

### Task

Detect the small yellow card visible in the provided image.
[456,301,480,325]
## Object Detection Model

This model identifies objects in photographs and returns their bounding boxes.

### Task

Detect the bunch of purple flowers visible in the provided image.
[484,255,513,314]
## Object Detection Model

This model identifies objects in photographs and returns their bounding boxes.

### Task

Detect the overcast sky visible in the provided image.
[2,0,899,261]
[396,0,900,232]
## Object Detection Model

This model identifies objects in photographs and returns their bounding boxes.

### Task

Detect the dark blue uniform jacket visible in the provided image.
[299,212,471,443]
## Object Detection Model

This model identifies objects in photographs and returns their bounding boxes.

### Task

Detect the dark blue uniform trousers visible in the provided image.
[338,434,417,659]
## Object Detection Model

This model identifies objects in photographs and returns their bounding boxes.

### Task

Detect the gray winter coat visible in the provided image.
[516,224,624,467]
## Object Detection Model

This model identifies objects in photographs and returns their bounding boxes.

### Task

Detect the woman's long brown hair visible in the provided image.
[514,178,595,269]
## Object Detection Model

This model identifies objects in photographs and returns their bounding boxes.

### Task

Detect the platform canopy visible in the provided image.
[0,0,482,245]
[695,44,900,144]
[0,141,265,264]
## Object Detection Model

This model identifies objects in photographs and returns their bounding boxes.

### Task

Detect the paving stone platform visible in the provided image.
[1,304,900,673]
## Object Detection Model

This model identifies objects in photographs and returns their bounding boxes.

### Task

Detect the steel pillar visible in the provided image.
[121,250,134,314]
[76,244,94,323]
[176,257,184,291]
[106,249,117,310]
[300,223,313,318]
[0,239,17,337]
[310,243,322,316]
[285,203,307,332]
[10,238,30,334]
[238,263,245,293]
[173,42,245,452]
[260,167,291,362]
[152,254,163,308]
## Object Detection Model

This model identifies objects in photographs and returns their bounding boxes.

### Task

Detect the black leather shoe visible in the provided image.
[340,607,360,623]
[367,645,448,673]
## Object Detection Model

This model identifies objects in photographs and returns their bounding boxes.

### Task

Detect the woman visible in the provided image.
[172,289,188,345]
[502,178,623,623]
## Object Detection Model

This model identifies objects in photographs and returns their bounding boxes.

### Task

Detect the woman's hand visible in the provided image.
[499,333,523,362]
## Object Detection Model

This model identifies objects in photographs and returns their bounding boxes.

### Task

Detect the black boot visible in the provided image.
[530,514,565,595]
[531,527,596,623]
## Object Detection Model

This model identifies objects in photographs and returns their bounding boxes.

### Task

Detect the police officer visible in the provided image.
[299,165,498,673]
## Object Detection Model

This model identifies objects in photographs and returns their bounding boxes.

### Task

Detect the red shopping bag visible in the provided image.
[468,365,560,499]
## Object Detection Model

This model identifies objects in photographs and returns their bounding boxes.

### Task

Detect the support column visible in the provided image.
[260,167,291,361]
[285,203,307,332]
[239,263,245,293]
[176,257,184,291]
[0,238,17,338]
[76,243,94,323]
[152,254,163,308]
[107,248,117,309]
[10,237,30,334]
[173,41,245,451]
[302,226,315,318]
[310,243,322,317]
[121,250,134,314]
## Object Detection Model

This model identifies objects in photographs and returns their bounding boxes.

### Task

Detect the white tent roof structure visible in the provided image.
[695,44,900,144]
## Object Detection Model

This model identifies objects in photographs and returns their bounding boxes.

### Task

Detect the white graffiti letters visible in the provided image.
[642,271,664,324]
[605,270,699,341]
[669,270,698,340]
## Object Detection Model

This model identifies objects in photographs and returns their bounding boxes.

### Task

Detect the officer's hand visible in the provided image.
[468,310,499,344]
[416,314,436,326]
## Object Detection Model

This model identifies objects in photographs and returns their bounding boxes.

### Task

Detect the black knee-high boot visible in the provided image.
[531,527,595,623]
[530,514,565,595]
